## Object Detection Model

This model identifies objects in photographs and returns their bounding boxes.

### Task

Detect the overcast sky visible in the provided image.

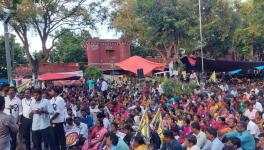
[0,0,120,54]
[0,19,120,54]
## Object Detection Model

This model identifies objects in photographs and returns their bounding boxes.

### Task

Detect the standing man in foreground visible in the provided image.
[30,89,56,150]
[21,89,34,150]
[4,87,22,150]
[0,96,18,150]
[49,87,66,150]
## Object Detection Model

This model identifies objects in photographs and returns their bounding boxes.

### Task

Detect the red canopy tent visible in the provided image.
[115,56,165,75]
[38,73,81,81]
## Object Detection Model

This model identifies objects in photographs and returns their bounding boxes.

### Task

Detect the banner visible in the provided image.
[66,129,79,146]
[66,131,79,146]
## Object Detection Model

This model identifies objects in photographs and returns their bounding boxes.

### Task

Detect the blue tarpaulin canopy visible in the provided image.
[255,66,264,70]
[227,69,242,74]
[181,56,264,73]
[0,79,16,86]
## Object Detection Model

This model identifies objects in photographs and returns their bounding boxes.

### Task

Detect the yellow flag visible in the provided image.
[150,108,164,140]
[210,71,217,82]
[138,110,149,138]
[17,80,31,93]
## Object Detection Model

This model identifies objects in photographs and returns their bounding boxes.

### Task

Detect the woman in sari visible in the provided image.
[82,119,107,150]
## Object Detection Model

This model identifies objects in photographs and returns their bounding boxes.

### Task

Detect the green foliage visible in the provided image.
[84,67,102,80]
[111,0,240,59]
[0,0,108,78]
[0,35,27,78]
[131,44,157,57]
[50,29,91,63]
[162,78,199,97]
[232,0,264,60]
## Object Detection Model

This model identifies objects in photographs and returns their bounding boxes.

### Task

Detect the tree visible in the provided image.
[0,0,107,81]
[111,0,240,61]
[84,66,102,80]
[112,0,194,62]
[195,0,241,58]
[233,0,264,60]
[0,35,27,78]
[130,44,157,57]
[50,29,91,63]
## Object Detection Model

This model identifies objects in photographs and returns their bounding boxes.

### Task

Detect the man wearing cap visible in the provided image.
[49,87,66,150]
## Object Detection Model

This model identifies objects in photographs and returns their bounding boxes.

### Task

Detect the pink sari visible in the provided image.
[82,127,107,150]
[179,127,192,144]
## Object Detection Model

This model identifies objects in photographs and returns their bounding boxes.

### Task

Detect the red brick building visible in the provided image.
[82,38,130,70]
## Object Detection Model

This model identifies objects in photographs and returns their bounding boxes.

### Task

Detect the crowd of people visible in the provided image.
[0,76,264,150]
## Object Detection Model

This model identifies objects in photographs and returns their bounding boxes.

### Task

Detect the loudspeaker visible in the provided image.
[137,68,144,78]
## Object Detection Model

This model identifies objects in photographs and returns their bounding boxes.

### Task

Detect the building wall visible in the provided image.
[83,38,130,65]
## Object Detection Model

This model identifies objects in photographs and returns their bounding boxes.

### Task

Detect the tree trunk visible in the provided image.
[22,42,39,87]
[155,42,175,64]
[31,60,39,87]
[248,37,254,61]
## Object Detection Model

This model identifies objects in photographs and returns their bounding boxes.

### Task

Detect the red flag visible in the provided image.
[188,57,197,66]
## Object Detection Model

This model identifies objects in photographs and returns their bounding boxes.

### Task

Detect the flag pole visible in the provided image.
[199,0,205,79]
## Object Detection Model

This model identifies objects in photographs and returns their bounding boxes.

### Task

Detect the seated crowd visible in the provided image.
[0,77,264,150]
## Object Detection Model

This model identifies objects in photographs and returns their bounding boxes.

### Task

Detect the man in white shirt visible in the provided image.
[244,103,257,121]
[0,96,18,150]
[74,117,88,146]
[4,87,22,122]
[21,89,34,150]
[101,79,108,99]
[185,135,201,150]
[30,89,56,150]
[111,122,126,139]
[247,120,260,138]
[191,122,207,149]
[251,97,263,112]
[241,115,261,138]
[4,87,22,150]
[205,127,224,150]
[49,87,66,150]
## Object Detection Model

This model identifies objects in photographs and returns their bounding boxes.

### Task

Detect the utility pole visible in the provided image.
[198,0,205,84]
[4,11,13,85]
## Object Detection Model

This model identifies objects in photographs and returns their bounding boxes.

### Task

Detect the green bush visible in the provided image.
[162,78,199,97]
[84,66,102,80]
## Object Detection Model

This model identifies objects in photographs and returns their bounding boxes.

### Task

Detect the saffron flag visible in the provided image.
[138,110,149,139]
[150,108,164,140]
[210,71,217,82]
